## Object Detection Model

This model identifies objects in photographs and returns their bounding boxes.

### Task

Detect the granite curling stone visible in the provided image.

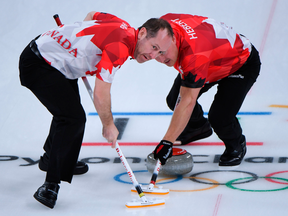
[146,148,193,176]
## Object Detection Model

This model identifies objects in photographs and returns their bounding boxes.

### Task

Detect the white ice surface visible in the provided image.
[1,0,288,215]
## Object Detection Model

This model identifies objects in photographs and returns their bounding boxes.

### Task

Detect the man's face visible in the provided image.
[155,36,178,67]
[134,28,172,63]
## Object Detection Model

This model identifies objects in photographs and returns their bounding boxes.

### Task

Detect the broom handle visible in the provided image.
[148,159,161,190]
[115,142,148,202]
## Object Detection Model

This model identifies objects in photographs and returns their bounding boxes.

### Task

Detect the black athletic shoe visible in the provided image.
[219,136,247,167]
[38,153,89,175]
[176,121,213,145]
[34,182,60,209]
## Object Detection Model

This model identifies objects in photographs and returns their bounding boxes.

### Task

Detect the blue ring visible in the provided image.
[114,170,183,185]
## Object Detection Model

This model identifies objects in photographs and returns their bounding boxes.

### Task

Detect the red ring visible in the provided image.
[265,171,288,185]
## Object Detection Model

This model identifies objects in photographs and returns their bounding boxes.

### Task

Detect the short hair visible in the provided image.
[138,18,174,39]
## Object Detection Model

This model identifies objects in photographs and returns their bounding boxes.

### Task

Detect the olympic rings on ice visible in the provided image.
[113,169,288,192]
[156,176,219,192]
[189,170,258,185]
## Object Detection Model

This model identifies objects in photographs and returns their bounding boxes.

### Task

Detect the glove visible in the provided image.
[153,140,173,165]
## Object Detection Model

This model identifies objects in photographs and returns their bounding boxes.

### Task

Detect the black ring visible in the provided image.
[189,170,258,185]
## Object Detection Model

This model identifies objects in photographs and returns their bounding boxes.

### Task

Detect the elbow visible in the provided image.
[84,11,97,21]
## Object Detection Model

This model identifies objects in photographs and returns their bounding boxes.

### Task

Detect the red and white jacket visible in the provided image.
[161,13,252,88]
[36,12,137,83]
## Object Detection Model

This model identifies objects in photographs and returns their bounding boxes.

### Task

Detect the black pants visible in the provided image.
[166,45,261,151]
[19,42,86,183]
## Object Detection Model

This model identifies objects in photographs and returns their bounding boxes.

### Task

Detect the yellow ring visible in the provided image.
[156,177,219,192]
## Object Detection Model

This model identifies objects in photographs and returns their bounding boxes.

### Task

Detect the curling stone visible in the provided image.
[146,148,193,176]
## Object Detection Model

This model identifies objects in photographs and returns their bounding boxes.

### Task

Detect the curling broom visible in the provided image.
[131,159,169,195]
[115,142,165,208]
[132,94,182,195]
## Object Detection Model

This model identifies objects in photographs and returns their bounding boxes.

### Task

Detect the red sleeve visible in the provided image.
[94,42,129,82]
[179,53,209,88]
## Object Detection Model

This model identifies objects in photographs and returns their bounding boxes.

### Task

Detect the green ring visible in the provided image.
[226,177,288,192]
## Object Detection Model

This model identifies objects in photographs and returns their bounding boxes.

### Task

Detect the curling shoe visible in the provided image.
[219,136,247,167]
[176,121,213,145]
[38,153,89,175]
[34,182,60,209]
